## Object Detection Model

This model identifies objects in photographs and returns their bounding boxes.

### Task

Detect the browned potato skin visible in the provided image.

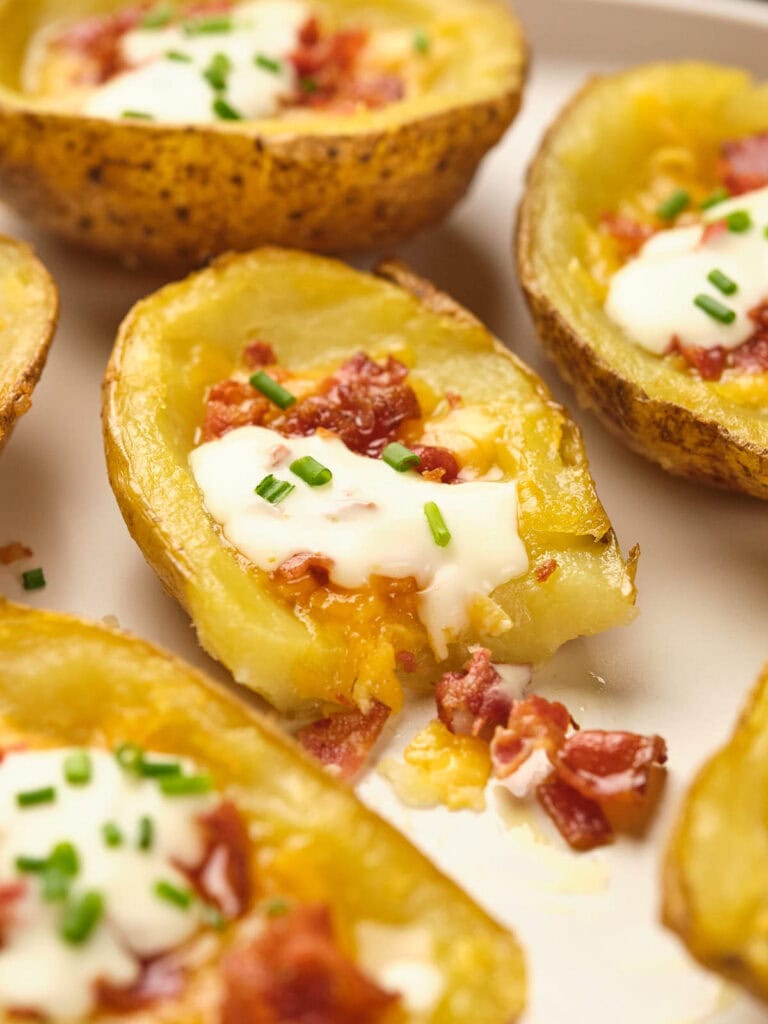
[663,662,768,1002]
[0,235,58,452]
[516,63,768,500]
[0,1,526,272]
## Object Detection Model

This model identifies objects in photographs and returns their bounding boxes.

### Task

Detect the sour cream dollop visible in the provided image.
[605,185,768,354]
[189,425,529,659]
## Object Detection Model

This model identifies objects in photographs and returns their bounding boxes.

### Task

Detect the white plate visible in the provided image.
[2,1,768,1020]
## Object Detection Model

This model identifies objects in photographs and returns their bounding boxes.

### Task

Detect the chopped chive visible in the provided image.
[160,774,212,796]
[141,6,173,29]
[183,15,233,35]
[121,110,155,120]
[299,76,318,94]
[202,903,227,929]
[166,49,192,62]
[255,474,295,506]
[707,268,738,296]
[43,843,79,902]
[264,897,290,917]
[255,53,281,73]
[115,741,144,773]
[155,879,194,909]
[17,786,55,808]
[249,371,296,409]
[137,815,154,851]
[203,52,232,92]
[64,751,92,786]
[49,843,79,877]
[413,30,430,54]
[726,209,752,233]
[60,891,103,944]
[290,456,332,487]
[424,502,451,548]
[764,225,768,240]
[22,568,45,591]
[694,293,736,325]
[138,759,182,778]
[700,188,729,210]
[656,188,690,220]
[212,97,243,120]
[102,822,123,847]
[15,855,47,873]
[382,442,420,472]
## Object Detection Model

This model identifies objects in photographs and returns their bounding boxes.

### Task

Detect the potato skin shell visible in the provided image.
[516,68,768,501]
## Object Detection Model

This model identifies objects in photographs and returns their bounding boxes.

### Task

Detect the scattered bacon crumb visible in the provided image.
[0,881,26,946]
[96,956,184,1013]
[536,773,614,852]
[700,219,727,246]
[184,801,252,918]
[273,553,335,585]
[667,336,727,382]
[718,132,768,195]
[490,695,571,778]
[201,379,271,442]
[554,731,667,807]
[667,301,768,381]
[445,390,462,410]
[411,444,460,484]
[535,559,558,583]
[396,650,418,673]
[436,648,528,743]
[0,543,32,566]
[298,701,390,781]
[600,213,655,256]
[244,341,277,369]
[220,904,399,1024]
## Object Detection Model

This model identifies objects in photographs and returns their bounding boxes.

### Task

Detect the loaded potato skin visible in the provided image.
[0,0,526,270]
[517,62,768,499]
[0,599,526,1023]
[0,236,58,453]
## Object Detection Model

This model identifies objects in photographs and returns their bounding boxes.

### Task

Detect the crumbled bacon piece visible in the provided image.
[273,553,334,585]
[221,904,398,1024]
[297,701,390,780]
[54,5,145,82]
[536,773,614,852]
[96,956,184,1013]
[0,543,32,566]
[183,801,251,919]
[700,219,727,246]
[396,650,417,673]
[600,213,654,256]
[276,353,420,457]
[718,132,768,195]
[436,648,527,743]
[490,695,571,777]
[201,379,270,442]
[554,731,667,807]
[667,301,768,381]
[411,444,460,483]
[667,337,727,381]
[0,881,26,946]
[535,559,558,583]
[244,340,277,369]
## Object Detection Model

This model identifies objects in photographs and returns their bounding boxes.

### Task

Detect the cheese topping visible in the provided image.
[84,1,308,123]
[189,425,528,659]
[0,749,215,1020]
[605,186,768,354]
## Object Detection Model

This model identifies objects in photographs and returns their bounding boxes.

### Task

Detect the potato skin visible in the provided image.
[0,0,526,271]
[663,662,768,1003]
[516,63,768,500]
[0,236,58,452]
[0,599,526,1024]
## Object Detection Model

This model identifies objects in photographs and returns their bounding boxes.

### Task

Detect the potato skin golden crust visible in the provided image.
[0,236,58,452]
[0,599,527,1024]
[0,0,526,271]
[516,63,768,500]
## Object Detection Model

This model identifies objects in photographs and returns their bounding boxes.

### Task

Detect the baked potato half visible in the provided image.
[0,0,526,270]
[0,235,58,452]
[517,62,768,499]
[103,248,637,717]
[0,598,526,1022]
[663,661,768,1004]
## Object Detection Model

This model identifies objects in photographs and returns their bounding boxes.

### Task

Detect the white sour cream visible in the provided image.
[84,0,307,123]
[189,426,529,659]
[0,749,215,1020]
[605,185,768,353]
[356,922,444,1015]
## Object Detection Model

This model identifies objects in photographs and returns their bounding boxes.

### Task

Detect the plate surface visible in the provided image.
[2,1,768,1020]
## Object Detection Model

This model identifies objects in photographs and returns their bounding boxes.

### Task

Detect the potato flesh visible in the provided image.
[0,599,525,1023]
[105,250,636,714]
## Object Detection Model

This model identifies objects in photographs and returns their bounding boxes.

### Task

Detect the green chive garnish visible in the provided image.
[212,97,243,121]
[290,456,332,487]
[700,188,729,210]
[202,903,227,929]
[64,751,92,786]
[22,568,45,591]
[49,843,79,877]
[121,110,155,120]
[255,54,281,73]
[160,774,212,796]
[382,442,420,472]
[138,815,154,851]
[300,76,318,94]
[184,15,233,35]
[764,225,768,240]
[15,856,47,873]
[141,6,172,29]
[102,822,123,847]
[694,294,736,325]
[61,891,103,944]
[249,371,296,409]
[264,897,290,917]
[726,210,752,233]
[255,474,295,506]
[115,741,144,773]
[656,189,690,220]
[413,31,430,54]
[155,879,194,909]
[203,52,231,92]
[17,786,55,808]
[138,759,182,778]
[166,49,192,62]
[707,268,738,296]
[43,843,80,901]
[424,502,451,547]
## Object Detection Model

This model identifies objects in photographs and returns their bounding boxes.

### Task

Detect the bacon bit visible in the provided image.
[268,444,291,469]
[667,301,768,380]
[396,650,418,673]
[554,731,667,805]
[95,956,184,1013]
[667,336,727,381]
[535,559,558,583]
[410,444,460,484]
[536,773,614,852]
[700,219,727,246]
[182,802,251,919]
[298,701,390,781]
[0,543,32,566]
[273,553,335,585]
[599,213,655,256]
[244,341,277,369]
[445,390,462,410]
[436,648,530,743]
[0,881,26,946]
[201,379,270,442]
[221,904,399,1024]
[718,132,768,195]
[490,695,571,778]
[54,5,145,83]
